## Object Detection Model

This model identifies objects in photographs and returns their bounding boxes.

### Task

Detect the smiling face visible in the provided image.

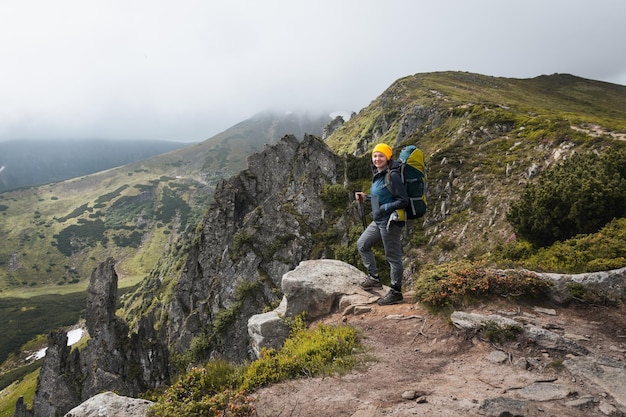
[372,151,389,172]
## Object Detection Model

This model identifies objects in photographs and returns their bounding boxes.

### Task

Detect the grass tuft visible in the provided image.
[147,315,359,417]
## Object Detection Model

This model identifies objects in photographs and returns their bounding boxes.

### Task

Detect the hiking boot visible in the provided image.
[359,275,383,290]
[377,289,403,305]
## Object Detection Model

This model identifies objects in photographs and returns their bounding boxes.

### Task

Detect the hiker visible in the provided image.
[355,143,409,305]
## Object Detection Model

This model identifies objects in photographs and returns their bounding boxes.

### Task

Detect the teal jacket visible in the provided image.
[367,160,409,226]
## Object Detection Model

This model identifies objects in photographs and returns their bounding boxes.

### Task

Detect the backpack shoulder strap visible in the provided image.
[385,171,392,193]
[385,166,403,195]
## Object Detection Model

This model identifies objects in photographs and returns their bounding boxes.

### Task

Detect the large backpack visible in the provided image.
[385,145,427,219]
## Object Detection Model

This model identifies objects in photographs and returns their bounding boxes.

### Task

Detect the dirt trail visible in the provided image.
[253,294,626,417]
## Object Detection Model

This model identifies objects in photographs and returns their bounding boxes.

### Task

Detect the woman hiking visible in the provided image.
[354,143,409,305]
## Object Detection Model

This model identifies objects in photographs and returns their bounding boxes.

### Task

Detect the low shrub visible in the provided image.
[413,260,551,310]
[507,148,626,247]
[147,361,252,417]
[493,218,626,273]
[239,315,358,392]
[148,315,359,417]
[480,320,523,344]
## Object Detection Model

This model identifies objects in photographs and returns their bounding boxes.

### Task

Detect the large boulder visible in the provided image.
[280,259,364,318]
[248,259,372,358]
[63,391,153,417]
[247,310,291,358]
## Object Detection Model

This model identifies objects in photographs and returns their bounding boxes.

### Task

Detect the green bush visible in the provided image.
[494,218,626,273]
[494,239,535,263]
[320,183,349,215]
[413,261,551,310]
[345,154,373,181]
[95,184,129,204]
[52,219,106,256]
[147,362,252,417]
[156,186,191,228]
[239,317,358,392]
[112,230,144,248]
[148,315,359,417]
[56,203,93,222]
[507,148,626,247]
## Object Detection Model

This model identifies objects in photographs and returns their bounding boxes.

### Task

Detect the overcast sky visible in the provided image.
[1,0,625,143]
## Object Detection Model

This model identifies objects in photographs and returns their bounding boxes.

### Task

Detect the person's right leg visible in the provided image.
[357,222,383,289]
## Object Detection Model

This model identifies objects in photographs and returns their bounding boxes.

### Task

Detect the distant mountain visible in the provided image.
[0,139,190,192]
[0,110,332,291]
[143,110,333,186]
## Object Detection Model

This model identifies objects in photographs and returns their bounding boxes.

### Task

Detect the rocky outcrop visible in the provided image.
[19,135,347,416]
[124,134,347,363]
[534,266,626,304]
[450,311,590,356]
[482,267,626,306]
[322,115,345,140]
[396,104,441,144]
[63,392,153,417]
[30,330,81,417]
[21,258,170,417]
[451,310,626,412]
[248,259,378,358]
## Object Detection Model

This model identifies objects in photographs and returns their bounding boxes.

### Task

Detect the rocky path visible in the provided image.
[253,293,626,417]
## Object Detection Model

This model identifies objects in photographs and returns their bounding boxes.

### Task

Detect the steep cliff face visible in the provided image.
[123,134,346,362]
[23,258,170,417]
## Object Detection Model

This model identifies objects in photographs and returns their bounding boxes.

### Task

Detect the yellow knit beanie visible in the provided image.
[372,143,393,160]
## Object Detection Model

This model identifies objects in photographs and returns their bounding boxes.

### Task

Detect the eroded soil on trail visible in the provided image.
[253,293,626,417]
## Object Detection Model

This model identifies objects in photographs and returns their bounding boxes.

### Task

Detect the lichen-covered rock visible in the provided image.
[63,391,153,417]
[248,259,373,358]
[536,267,626,304]
[25,258,170,417]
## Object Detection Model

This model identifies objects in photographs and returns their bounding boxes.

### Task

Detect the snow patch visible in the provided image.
[27,328,84,361]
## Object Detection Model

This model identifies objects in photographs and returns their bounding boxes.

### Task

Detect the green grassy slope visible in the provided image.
[0,111,330,292]
[326,71,626,268]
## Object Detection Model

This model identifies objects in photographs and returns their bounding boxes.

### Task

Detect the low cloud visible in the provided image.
[1,0,624,142]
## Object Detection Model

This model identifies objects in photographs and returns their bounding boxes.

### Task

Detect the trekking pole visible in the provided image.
[359,201,367,230]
